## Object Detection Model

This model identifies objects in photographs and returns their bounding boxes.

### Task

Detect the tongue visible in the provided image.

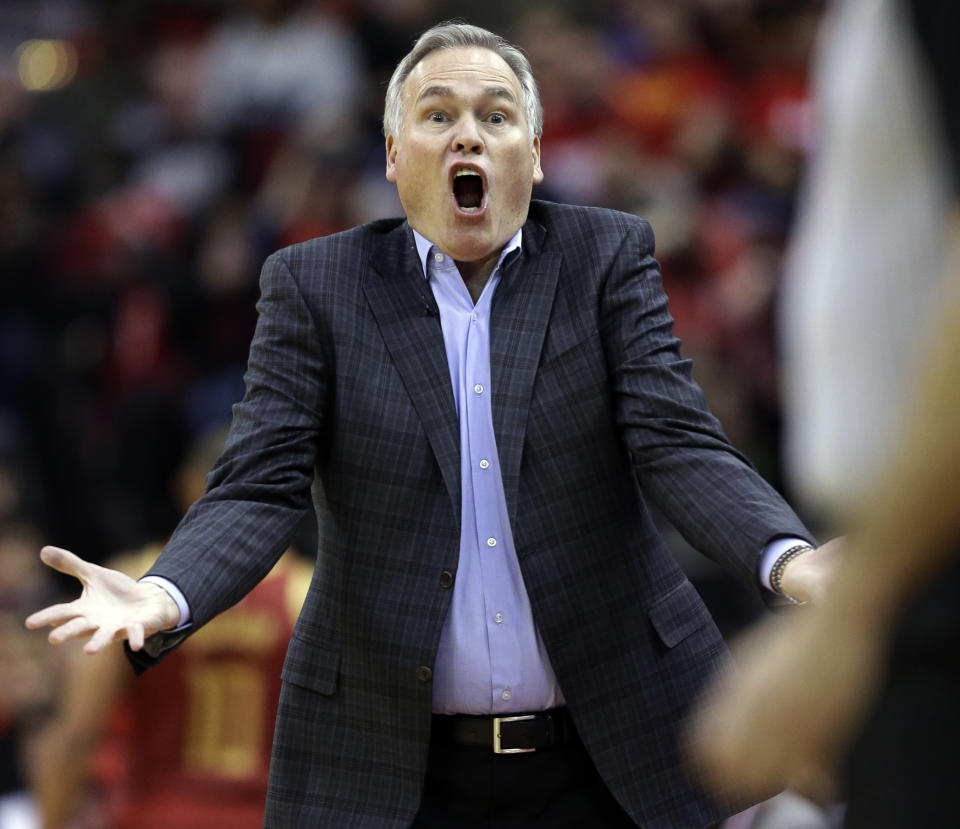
[454,176,483,209]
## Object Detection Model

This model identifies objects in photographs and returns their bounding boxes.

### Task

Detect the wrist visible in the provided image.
[771,544,814,604]
[138,575,190,628]
[142,582,182,630]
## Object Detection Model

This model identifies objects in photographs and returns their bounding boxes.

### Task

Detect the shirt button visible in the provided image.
[479,459,489,469]
[471,313,478,321]
[501,689,512,701]
[439,570,454,589]
[417,666,433,683]
[486,537,497,547]
[434,252,443,262]
[473,383,483,394]
[493,612,503,624]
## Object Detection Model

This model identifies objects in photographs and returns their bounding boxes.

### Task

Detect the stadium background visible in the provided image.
[0,0,825,824]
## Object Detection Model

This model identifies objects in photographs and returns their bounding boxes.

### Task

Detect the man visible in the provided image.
[687,1,960,826]
[27,22,831,828]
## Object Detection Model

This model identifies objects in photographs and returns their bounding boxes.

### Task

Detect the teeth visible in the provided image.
[454,169,481,178]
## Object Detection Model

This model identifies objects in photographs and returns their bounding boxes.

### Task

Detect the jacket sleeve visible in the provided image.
[600,217,813,593]
[143,249,327,630]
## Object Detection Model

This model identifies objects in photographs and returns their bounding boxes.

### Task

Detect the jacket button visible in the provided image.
[439,570,454,589]
[417,666,433,683]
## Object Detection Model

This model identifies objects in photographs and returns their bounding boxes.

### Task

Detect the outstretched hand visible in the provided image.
[684,600,886,806]
[24,546,181,653]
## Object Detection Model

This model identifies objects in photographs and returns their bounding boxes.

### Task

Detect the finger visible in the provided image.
[25,602,82,629]
[48,615,97,645]
[85,625,123,654]
[126,622,145,652]
[39,546,95,581]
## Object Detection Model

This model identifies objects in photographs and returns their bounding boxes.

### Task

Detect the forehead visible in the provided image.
[403,46,522,103]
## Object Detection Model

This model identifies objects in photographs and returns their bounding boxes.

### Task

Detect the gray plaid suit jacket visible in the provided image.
[133,200,812,827]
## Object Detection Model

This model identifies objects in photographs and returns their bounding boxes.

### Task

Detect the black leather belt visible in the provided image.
[431,708,577,754]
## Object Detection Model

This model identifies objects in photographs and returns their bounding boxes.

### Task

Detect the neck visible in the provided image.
[455,249,501,304]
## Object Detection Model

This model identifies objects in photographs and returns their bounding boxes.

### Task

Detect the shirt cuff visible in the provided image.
[759,537,813,594]
[139,575,192,630]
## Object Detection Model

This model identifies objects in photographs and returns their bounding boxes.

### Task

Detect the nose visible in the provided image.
[451,116,483,154]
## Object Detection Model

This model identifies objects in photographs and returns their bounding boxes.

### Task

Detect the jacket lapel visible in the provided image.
[362,217,561,535]
[490,218,562,531]
[363,223,461,520]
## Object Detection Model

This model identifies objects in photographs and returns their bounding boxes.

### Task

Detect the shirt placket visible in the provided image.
[461,296,519,710]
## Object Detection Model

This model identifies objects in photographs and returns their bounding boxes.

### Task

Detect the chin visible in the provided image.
[441,229,497,261]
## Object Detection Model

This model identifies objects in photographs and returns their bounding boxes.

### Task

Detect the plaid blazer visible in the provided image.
[136,201,811,828]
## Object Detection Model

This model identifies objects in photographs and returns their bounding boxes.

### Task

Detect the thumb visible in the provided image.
[40,546,95,581]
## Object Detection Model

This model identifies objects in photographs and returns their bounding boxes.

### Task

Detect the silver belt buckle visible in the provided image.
[492,714,537,754]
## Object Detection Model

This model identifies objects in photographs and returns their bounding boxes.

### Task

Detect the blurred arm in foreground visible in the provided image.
[687,231,960,802]
[687,0,960,811]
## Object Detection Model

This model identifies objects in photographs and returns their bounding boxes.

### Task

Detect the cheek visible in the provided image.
[503,155,536,198]
[398,153,441,192]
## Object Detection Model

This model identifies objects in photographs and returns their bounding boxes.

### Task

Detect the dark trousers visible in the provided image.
[411,726,638,828]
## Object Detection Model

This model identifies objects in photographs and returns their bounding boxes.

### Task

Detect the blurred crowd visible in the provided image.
[0,0,824,824]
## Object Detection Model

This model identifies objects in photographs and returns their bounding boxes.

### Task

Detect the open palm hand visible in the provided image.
[25,546,181,653]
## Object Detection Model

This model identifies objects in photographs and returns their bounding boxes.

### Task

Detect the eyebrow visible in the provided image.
[416,85,517,104]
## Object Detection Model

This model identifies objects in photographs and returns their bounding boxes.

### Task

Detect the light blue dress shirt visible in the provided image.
[413,228,565,715]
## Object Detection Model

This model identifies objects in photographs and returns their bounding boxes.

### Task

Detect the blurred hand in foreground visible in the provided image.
[684,599,886,806]
[24,546,180,653]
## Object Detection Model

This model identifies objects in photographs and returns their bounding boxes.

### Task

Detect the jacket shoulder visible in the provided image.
[529,200,654,253]
[268,218,407,273]
[529,200,654,256]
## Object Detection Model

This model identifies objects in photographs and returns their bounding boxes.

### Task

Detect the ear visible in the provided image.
[531,136,544,185]
[385,134,398,183]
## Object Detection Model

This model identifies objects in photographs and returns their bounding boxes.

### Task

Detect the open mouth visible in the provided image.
[453,168,485,212]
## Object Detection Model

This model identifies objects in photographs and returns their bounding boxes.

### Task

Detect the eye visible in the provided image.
[428,111,447,123]
[487,112,506,125]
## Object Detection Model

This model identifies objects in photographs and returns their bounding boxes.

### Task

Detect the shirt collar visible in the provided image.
[412,227,523,280]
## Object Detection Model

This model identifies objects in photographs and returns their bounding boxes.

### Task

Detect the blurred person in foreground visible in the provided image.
[687,1,960,826]
[30,428,311,829]
[27,22,836,828]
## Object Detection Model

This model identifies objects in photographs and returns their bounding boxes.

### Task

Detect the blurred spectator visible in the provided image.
[196,0,362,137]
[29,426,313,829]
[29,548,312,829]
[0,520,61,829]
